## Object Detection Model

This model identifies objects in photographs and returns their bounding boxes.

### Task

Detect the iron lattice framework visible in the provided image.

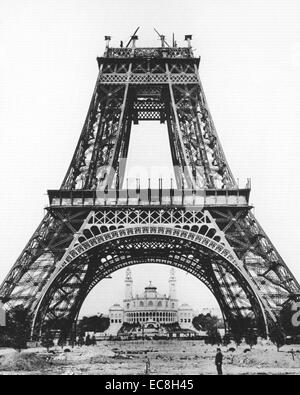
[1,34,299,338]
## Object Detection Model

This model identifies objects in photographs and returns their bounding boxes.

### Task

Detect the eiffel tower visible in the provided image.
[1,32,299,339]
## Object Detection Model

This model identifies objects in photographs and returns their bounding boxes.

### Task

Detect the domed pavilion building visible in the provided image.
[109,268,195,331]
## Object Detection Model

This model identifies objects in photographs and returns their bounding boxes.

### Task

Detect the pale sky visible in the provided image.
[0,0,300,316]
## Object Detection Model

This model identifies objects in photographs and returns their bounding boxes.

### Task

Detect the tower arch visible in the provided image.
[31,226,270,338]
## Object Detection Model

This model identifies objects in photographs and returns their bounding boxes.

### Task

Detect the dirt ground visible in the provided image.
[0,340,300,375]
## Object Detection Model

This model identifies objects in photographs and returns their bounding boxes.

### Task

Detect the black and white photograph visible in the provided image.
[0,0,300,378]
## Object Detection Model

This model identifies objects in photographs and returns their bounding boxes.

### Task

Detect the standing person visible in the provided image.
[215,348,223,375]
[85,334,91,346]
[145,355,151,375]
[78,334,84,347]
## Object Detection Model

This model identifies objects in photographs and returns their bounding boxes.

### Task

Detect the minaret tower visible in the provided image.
[124,267,133,300]
[169,268,177,300]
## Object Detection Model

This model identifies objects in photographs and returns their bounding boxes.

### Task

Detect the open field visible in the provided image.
[0,340,300,375]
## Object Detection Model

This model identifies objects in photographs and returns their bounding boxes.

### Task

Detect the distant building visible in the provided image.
[109,304,123,324]
[108,268,195,330]
[178,304,194,327]
[0,302,6,327]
